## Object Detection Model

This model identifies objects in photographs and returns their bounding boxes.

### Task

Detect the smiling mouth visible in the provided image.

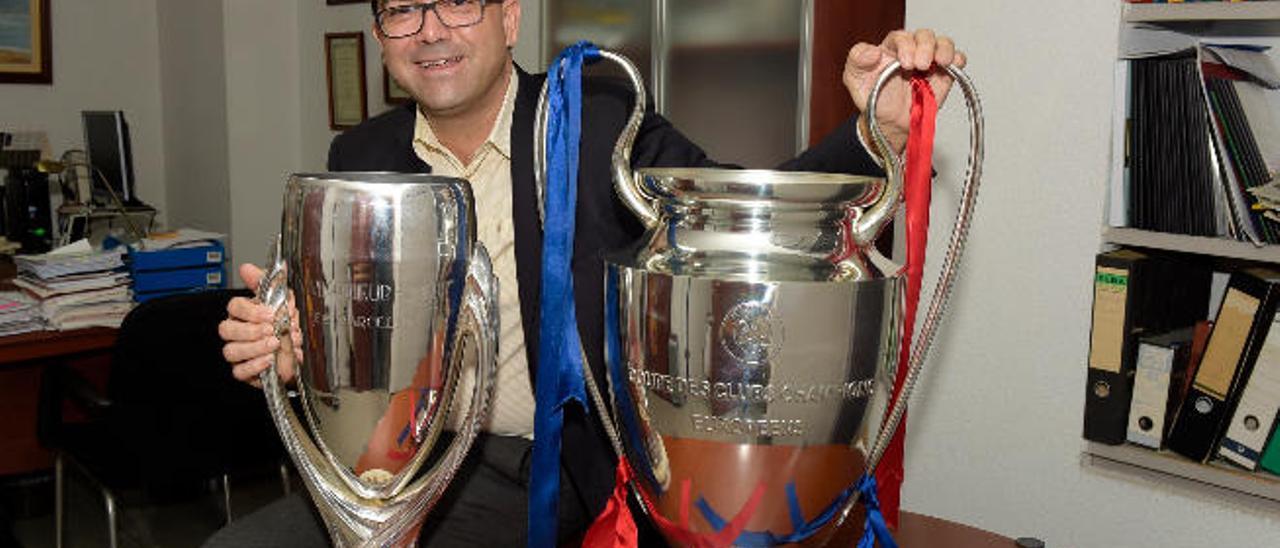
[416,56,463,70]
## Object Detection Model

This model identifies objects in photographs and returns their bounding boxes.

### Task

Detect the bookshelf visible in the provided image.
[1086,1,1280,505]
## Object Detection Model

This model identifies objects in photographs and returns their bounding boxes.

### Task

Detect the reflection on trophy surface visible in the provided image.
[570,51,983,546]
[258,173,499,547]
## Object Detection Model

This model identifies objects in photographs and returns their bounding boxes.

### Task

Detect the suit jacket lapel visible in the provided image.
[511,66,546,380]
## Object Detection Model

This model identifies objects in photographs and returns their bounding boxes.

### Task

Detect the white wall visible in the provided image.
[900,1,1280,546]
[157,0,232,239]
[0,0,167,228]
[223,0,303,270]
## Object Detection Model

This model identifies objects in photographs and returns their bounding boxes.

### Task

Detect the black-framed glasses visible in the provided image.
[376,0,488,38]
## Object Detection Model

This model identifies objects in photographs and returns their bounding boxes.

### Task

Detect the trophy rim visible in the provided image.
[638,167,883,207]
[291,172,471,187]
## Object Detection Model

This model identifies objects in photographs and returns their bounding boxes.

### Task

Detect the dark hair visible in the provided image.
[370,0,381,14]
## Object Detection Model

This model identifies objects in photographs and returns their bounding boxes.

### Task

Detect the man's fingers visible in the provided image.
[227,296,273,323]
[935,36,956,69]
[954,51,967,69]
[232,354,273,382]
[218,317,275,343]
[911,29,937,71]
[223,336,279,364]
[847,42,881,72]
[239,263,265,291]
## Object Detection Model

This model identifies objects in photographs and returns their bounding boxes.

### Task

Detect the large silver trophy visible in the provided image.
[548,52,982,545]
[258,173,499,546]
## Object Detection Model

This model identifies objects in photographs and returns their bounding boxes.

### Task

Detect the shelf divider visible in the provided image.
[1083,441,1280,503]
[1103,227,1280,263]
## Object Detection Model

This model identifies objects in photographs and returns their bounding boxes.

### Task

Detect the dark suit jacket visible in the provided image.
[326,64,883,521]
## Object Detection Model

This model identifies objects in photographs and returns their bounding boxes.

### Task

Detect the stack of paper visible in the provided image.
[11,240,134,330]
[0,291,42,336]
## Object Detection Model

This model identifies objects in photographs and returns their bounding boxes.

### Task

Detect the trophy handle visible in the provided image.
[534,48,658,228]
[373,243,500,543]
[848,63,984,511]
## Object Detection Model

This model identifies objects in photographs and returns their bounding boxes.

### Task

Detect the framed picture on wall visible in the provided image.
[0,0,53,84]
[325,32,368,130]
[383,66,413,105]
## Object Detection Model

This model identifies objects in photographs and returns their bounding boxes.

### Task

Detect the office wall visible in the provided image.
[157,0,232,239]
[223,0,302,271]
[0,0,167,229]
[899,1,1280,547]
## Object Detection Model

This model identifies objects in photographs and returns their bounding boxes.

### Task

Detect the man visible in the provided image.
[213,0,965,545]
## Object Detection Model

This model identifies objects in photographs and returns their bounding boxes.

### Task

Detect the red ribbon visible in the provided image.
[582,457,767,548]
[874,75,938,530]
[581,458,639,548]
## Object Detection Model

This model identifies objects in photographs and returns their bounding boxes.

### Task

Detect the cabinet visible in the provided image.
[1085,1,1280,504]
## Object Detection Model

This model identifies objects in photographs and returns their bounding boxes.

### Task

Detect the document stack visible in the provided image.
[0,291,42,336]
[11,241,132,330]
[128,229,227,303]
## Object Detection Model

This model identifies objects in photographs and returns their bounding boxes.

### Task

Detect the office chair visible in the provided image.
[38,289,289,548]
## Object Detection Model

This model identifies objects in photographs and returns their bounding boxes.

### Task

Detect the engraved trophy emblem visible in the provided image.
[536,50,983,545]
[258,173,499,546]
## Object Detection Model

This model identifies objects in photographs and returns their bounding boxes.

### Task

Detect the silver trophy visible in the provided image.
[543,52,982,545]
[258,173,499,546]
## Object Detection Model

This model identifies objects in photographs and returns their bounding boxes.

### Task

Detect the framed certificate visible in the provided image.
[325,32,368,130]
[0,0,53,84]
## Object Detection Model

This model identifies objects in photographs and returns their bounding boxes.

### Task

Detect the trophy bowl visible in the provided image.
[258,173,499,547]
[536,49,982,546]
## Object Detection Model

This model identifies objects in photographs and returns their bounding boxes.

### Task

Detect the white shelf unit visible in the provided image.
[1124,1,1280,23]
[1089,2,1280,506]
[1084,442,1280,504]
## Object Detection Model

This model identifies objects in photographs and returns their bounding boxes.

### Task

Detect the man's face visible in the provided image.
[375,0,520,118]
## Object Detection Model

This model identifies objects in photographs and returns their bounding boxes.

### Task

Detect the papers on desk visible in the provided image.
[136,228,226,251]
[15,241,126,279]
[0,291,42,336]
[11,239,134,330]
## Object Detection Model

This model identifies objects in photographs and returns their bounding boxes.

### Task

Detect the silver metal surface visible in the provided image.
[259,173,499,547]
[653,0,668,115]
[532,47,983,544]
[798,0,814,155]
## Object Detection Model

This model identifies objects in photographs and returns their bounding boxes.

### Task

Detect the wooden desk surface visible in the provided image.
[0,326,117,365]
[897,511,1012,547]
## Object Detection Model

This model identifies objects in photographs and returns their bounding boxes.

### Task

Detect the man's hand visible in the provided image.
[845,29,966,155]
[219,263,302,387]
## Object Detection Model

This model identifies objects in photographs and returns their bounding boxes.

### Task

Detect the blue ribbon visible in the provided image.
[856,474,898,548]
[529,41,601,548]
[694,482,855,546]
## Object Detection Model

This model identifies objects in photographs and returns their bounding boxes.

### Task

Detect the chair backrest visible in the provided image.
[108,289,284,487]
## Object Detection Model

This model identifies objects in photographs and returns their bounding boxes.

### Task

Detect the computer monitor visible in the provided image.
[81,110,137,205]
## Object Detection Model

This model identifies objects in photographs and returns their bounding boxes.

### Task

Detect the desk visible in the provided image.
[897,511,1012,547]
[0,327,116,475]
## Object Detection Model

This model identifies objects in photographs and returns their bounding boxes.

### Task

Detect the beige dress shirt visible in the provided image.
[412,67,536,438]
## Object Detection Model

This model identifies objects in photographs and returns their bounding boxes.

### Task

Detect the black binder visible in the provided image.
[1084,249,1212,444]
[1167,267,1280,462]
